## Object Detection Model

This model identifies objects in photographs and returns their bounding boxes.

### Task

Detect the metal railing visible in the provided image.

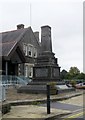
[0,75,30,86]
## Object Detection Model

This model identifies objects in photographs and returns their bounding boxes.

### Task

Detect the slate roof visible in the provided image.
[0,27,41,57]
[2,28,28,43]
[0,28,29,57]
[1,41,17,56]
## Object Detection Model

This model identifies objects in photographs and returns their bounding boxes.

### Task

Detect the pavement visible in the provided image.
[1,90,84,120]
[2,105,71,120]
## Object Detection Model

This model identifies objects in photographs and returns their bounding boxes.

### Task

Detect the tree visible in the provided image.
[69,67,80,79]
[60,69,68,79]
[60,67,85,80]
[76,72,85,79]
[65,72,72,79]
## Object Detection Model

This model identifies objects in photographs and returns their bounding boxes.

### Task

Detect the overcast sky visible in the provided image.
[0,0,84,72]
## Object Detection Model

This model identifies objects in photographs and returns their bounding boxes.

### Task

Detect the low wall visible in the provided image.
[57,88,75,94]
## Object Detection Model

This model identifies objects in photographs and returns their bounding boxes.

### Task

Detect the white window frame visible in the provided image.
[29,67,33,78]
[23,43,28,56]
[25,65,28,77]
[18,64,21,76]
[28,44,33,57]
[34,47,37,58]
[24,64,34,78]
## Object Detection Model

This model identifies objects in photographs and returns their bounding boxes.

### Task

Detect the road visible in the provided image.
[40,102,84,119]
[62,109,85,120]
[59,93,85,119]
[40,94,84,119]
[40,101,82,111]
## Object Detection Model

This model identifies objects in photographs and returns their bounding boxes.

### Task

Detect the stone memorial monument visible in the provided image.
[33,25,60,83]
[18,25,60,94]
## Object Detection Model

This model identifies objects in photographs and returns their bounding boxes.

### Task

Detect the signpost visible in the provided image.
[47,84,50,114]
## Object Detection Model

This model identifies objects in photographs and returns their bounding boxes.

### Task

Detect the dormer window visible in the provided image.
[23,43,37,58]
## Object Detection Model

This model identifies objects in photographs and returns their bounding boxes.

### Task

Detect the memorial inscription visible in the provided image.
[35,68,48,77]
[53,68,59,77]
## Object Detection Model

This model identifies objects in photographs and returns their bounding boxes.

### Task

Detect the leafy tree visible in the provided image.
[69,67,80,79]
[65,73,72,79]
[60,69,68,79]
[76,72,85,79]
[60,67,85,80]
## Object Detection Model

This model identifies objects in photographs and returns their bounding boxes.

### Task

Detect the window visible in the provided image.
[28,44,33,57]
[23,43,28,56]
[24,65,33,78]
[23,43,36,58]
[25,65,28,77]
[34,47,37,58]
[18,64,21,75]
[29,67,33,78]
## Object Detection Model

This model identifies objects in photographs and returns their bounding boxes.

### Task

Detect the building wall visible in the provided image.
[18,28,41,78]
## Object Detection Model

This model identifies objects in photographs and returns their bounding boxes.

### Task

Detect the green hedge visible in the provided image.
[2,103,11,114]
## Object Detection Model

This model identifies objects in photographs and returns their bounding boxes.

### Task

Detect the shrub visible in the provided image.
[2,103,11,114]
[47,82,57,95]
[70,80,76,87]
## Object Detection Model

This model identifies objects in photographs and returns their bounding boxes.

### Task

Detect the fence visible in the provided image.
[0,85,6,101]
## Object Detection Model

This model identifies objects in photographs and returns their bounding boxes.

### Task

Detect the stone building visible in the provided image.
[1,24,60,80]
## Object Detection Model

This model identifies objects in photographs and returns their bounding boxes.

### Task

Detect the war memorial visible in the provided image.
[17,25,61,94]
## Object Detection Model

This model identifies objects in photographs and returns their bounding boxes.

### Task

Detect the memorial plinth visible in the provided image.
[33,25,60,83]
[33,51,60,83]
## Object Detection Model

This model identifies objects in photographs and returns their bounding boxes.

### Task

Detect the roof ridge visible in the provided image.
[0,27,31,34]
[16,27,29,43]
[1,27,30,44]
[2,40,17,44]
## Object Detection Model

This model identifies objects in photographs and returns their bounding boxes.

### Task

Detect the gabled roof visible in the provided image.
[2,41,17,56]
[0,41,26,62]
[0,27,40,57]
[1,27,28,43]
[0,28,28,57]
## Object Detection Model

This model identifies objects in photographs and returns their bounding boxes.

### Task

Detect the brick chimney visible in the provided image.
[34,32,39,41]
[17,24,24,29]
[41,25,52,52]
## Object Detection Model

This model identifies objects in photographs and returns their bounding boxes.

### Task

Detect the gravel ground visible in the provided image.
[5,86,46,101]
[2,105,70,119]
[1,86,83,105]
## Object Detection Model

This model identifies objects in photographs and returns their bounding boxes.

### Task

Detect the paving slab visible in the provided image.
[2,105,71,119]
[60,94,83,106]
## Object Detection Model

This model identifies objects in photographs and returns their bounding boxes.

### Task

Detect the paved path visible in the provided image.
[40,102,82,111]
[2,105,70,119]
[60,93,83,106]
[2,91,84,119]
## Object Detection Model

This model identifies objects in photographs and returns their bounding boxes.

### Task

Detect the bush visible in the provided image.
[47,82,57,95]
[70,80,76,87]
[2,103,11,114]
